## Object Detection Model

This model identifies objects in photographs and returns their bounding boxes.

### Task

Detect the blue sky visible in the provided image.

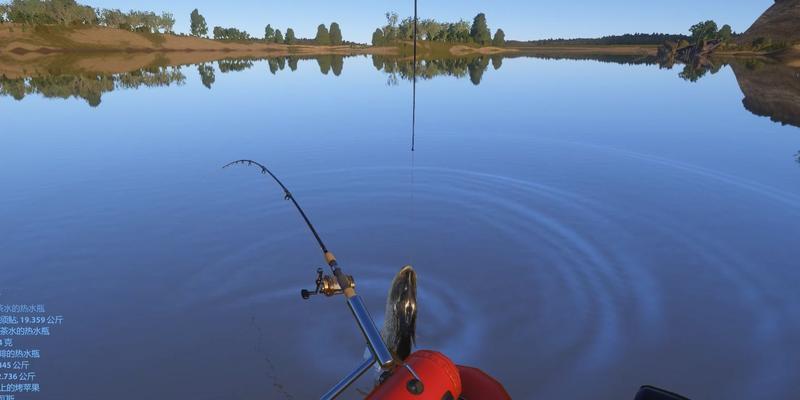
[89,0,772,43]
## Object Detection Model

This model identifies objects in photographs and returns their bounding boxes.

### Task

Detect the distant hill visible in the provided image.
[510,33,689,47]
[739,0,800,44]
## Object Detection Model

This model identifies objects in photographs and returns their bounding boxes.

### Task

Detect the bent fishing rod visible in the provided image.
[223,160,396,399]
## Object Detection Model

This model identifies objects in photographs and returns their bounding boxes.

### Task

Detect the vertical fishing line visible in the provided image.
[410,0,418,264]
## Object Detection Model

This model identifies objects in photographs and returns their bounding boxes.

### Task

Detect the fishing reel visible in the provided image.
[302,268,355,299]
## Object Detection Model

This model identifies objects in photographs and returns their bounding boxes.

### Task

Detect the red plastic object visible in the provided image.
[366,351,511,399]
[366,351,461,399]
[457,365,512,399]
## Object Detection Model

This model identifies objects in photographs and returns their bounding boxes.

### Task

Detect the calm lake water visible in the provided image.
[2,54,800,399]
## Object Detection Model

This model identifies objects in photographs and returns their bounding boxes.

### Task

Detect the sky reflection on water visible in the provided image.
[1,54,799,399]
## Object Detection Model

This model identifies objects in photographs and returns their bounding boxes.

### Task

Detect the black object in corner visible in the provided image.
[635,385,691,400]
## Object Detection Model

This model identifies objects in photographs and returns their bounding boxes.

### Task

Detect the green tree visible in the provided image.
[372,28,385,46]
[264,24,274,41]
[329,22,343,45]
[419,18,442,41]
[446,20,471,42]
[160,12,175,33]
[689,20,718,43]
[315,23,330,44]
[470,13,491,45]
[190,9,207,36]
[398,16,414,40]
[5,0,96,25]
[493,28,505,46]
[718,24,733,42]
[285,28,296,44]
[383,12,399,42]
[213,26,250,41]
[274,29,283,43]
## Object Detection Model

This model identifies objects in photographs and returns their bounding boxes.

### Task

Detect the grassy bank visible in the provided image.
[0,24,395,56]
[0,24,670,59]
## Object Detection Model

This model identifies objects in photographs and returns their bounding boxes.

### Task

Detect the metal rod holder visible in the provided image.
[347,295,395,370]
[320,357,376,400]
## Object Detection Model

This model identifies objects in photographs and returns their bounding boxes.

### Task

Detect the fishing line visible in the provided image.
[412,0,418,152]
[410,0,418,264]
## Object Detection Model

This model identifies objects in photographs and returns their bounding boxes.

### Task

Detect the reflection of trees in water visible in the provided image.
[659,52,800,130]
[314,55,344,76]
[218,59,255,73]
[656,47,728,84]
[198,64,215,89]
[267,58,282,74]
[0,66,185,107]
[372,55,496,85]
[677,59,724,82]
[212,55,345,76]
[491,55,503,71]
[529,54,658,66]
[287,57,299,71]
[331,56,343,76]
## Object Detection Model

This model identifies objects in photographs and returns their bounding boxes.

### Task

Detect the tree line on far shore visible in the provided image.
[0,0,175,33]
[190,8,346,46]
[0,1,350,46]
[371,12,505,47]
[516,33,692,47]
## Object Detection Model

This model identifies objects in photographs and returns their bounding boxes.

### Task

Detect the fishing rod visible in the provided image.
[223,160,396,399]
[223,3,421,399]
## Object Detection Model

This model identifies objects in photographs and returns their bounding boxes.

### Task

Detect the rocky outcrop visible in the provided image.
[657,39,721,67]
[739,0,800,45]
[729,59,800,127]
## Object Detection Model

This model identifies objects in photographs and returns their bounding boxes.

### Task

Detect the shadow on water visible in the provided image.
[2,52,800,133]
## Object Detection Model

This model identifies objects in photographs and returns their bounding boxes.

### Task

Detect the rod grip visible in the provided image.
[325,251,337,266]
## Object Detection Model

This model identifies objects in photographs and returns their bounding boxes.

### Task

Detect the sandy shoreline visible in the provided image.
[2,24,796,79]
[0,24,398,56]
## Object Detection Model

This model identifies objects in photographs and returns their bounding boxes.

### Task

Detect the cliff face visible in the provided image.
[739,0,800,44]
[729,59,800,127]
